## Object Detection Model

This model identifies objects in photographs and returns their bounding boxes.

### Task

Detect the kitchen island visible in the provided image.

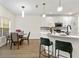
[48,33,79,58]
[40,32,79,58]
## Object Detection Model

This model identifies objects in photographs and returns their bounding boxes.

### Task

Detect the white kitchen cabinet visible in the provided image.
[0,36,6,47]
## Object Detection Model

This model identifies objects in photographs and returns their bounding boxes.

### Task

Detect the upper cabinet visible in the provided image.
[41,16,74,27]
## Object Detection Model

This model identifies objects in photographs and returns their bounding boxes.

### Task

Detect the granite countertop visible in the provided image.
[40,32,79,39]
[48,33,79,39]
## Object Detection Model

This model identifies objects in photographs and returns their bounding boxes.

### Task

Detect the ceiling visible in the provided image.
[0,0,79,15]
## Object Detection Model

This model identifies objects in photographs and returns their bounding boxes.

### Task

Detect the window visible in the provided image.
[0,17,10,37]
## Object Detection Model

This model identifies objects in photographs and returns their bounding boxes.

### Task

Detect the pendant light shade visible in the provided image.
[42,3,46,18]
[57,6,63,12]
[42,14,46,18]
[22,10,24,18]
[57,0,63,12]
[21,5,25,18]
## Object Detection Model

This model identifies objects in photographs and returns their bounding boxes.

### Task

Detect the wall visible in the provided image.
[0,4,16,32]
[15,15,41,39]
[77,15,79,34]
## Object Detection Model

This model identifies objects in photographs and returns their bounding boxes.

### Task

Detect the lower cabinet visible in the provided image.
[0,36,6,47]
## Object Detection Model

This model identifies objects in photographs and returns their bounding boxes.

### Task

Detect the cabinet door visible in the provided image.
[71,16,78,34]
[63,16,72,27]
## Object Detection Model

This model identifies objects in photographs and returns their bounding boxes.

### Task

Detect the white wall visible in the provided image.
[15,15,41,39]
[0,4,15,32]
[77,15,79,34]
[0,4,43,39]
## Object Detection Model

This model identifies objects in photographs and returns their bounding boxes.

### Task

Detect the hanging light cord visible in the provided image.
[43,3,46,14]
[59,0,61,7]
[57,0,63,12]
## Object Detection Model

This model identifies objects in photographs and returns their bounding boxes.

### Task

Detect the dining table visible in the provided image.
[17,32,27,45]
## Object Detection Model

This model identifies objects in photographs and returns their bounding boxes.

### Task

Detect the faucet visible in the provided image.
[49,27,53,34]
[66,25,72,35]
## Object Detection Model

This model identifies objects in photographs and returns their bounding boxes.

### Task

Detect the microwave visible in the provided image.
[55,23,63,27]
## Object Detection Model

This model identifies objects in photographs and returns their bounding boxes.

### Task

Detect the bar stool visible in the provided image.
[39,37,53,58]
[55,40,73,58]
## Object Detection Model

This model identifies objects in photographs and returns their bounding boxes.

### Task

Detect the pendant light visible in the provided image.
[42,3,46,18]
[57,0,63,12]
[21,6,25,18]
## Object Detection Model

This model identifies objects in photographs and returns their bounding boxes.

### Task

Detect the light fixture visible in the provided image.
[21,6,25,18]
[57,0,63,12]
[42,3,46,18]
[42,14,46,18]
[22,10,24,17]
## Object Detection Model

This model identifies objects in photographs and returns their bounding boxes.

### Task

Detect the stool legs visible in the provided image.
[55,49,59,58]
[70,53,72,58]
[58,50,59,58]
[48,46,50,58]
[52,45,53,57]
[55,48,56,58]
[48,45,53,58]
[39,45,53,58]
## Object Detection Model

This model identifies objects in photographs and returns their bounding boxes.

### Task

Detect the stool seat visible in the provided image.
[55,40,73,58]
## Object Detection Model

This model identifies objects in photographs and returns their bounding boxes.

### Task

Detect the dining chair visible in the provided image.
[10,32,20,49]
[6,34,11,45]
[21,32,31,45]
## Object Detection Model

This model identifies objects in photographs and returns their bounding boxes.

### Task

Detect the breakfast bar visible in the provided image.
[47,33,79,58]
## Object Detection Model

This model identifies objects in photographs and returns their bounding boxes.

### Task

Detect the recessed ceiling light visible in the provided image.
[35,5,38,8]
[21,5,25,8]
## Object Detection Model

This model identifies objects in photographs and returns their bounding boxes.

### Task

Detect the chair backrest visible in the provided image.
[27,32,30,40]
[55,40,73,54]
[11,32,19,42]
[40,37,51,46]
[18,31,24,35]
[6,32,11,38]
[6,35,11,39]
